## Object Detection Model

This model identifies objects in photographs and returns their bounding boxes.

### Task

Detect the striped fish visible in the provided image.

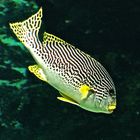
[9,8,116,114]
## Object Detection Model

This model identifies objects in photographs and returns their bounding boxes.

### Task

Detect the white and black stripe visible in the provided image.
[38,33,115,102]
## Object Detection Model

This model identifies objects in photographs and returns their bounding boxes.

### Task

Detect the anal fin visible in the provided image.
[28,64,47,82]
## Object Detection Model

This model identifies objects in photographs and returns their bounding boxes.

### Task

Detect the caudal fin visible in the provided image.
[9,8,42,49]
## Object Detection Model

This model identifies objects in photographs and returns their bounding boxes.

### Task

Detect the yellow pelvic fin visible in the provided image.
[28,64,47,82]
[42,32,66,48]
[57,92,79,106]
[79,84,91,100]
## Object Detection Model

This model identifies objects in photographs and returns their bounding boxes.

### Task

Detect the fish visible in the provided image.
[9,7,116,114]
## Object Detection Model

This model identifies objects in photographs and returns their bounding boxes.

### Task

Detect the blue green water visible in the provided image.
[0,0,140,139]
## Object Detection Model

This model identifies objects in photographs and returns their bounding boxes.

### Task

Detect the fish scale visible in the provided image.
[9,7,116,113]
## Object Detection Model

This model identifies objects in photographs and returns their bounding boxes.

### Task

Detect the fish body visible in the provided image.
[10,8,116,114]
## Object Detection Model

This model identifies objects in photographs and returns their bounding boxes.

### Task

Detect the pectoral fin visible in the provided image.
[28,64,47,82]
[79,84,91,100]
[57,92,79,106]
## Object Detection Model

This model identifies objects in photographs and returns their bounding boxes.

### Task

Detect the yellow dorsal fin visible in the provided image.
[28,64,47,82]
[42,32,66,47]
[57,92,79,106]
[79,84,91,100]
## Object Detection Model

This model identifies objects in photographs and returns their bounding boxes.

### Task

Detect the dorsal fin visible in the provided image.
[42,32,66,47]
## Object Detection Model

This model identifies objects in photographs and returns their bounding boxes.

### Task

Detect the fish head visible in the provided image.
[79,85,116,114]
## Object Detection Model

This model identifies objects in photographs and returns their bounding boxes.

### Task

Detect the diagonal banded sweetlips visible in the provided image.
[9,8,116,114]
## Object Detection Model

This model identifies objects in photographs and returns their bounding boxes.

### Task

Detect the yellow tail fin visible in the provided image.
[9,8,42,49]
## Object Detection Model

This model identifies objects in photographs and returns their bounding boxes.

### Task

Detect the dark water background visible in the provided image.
[0,0,140,139]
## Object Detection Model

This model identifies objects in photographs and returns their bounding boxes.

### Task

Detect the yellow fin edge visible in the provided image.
[57,97,79,106]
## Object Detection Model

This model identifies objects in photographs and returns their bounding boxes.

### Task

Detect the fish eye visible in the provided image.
[109,88,114,96]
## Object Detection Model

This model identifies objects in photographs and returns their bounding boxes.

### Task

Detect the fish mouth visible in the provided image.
[108,101,116,112]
